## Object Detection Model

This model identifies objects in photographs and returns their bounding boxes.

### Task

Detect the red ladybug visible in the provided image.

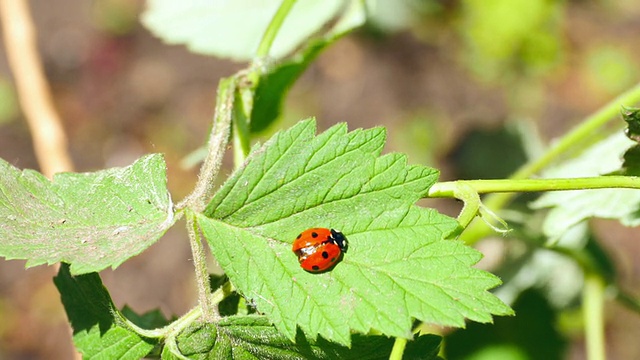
[292,228,347,273]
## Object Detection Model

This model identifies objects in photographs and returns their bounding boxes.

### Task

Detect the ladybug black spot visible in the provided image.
[312,265,320,271]
[296,233,302,239]
[311,232,318,238]
[321,251,329,259]
[330,257,336,262]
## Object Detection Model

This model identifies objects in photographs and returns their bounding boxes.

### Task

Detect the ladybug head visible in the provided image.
[330,229,348,253]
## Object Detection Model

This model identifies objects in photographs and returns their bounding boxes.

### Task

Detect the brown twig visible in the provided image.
[0,0,74,177]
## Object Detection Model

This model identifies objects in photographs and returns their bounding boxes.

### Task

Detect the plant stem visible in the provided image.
[389,337,407,360]
[583,274,606,360]
[457,82,640,244]
[429,176,640,197]
[256,0,298,58]
[177,77,236,212]
[429,176,640,240]
[123,280,231,339]
[187,211,217,321]
[437,182,480,229]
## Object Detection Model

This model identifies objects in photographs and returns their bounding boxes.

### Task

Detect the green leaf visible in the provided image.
[623,107,640,141]
[169,315,441,360]
[0,154,175,274]
[54,264,157,359]
[141,0,361,61]
[200,119,512,345]
[531,132,640,239]
[250,1,366,133]
[250,38,334,134]
[620,107,640,175]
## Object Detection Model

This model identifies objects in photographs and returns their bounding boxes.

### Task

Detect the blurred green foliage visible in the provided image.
[459,0,563,82]
[585,46,639,96]
[446,289,567,360]
[448,124,528,179]
[0,79,18,125]
[91,0,139,35]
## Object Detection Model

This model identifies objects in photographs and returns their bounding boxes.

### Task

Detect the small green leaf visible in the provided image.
[531,132,640,239]
[250,38,331,133]
[0,154,175,274]
[177,322,218,356]
[170,315,441,360]
[200,119,512,345]
[620,107,640,175]
[54,264,157,359]
[623,107,640,142]
[619,146,640,176]
[250,2,366,133]
[141,0,360,61]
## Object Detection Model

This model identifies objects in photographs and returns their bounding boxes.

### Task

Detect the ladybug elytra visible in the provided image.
[292,228,347,273]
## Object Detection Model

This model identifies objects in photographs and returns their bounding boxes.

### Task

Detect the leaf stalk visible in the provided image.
[457,83,640,244]
[256,0,298,58]
[583,274,606,360]
[177,77,236,212]
[429,176,640,197]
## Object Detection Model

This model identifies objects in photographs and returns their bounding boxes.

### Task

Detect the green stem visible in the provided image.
[177,77,236,212]
[433,182,481,228]
[583,274,606,360]
[173,77,236,324]
[256,0,297,58]
[389,337,407,360]
[429,176,640,197]
[121,280,230,339]
[429,176,640,240]
[458,82,640,244]
[187,211,217,321]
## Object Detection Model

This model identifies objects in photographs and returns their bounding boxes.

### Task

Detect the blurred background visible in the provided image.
[1,0,640,358]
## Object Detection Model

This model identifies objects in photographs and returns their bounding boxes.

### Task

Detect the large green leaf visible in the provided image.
[142,0,359,61]
[54,264,159,359]
[200,119,512,345]
[0,154,175,274]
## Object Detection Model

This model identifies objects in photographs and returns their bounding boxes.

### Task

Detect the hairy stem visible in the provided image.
[123,280,231,339]
[187,212,217,321]
[177,77,236,212]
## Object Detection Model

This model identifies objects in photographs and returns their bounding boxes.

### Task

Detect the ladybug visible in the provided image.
[292,228,347,273]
